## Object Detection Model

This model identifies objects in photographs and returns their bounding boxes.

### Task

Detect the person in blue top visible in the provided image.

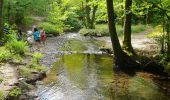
[33,28,40,50]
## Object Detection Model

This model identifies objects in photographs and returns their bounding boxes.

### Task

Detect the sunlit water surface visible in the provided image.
[37,54,169,100]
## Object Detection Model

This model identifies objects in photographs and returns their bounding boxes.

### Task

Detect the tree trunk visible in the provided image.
[85,0,91,29]
[90,5,98,29]
[85,0,98,29]
[167,22,170,61]
[0,0,3,37]
[161,14,165,54]
[7,2,11,23]
[122,0,135,55]
[121,0,124,28]
[106,0,140,69]
[81,1,87,28]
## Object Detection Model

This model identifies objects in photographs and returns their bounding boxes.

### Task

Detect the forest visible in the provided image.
[0,0,170,100]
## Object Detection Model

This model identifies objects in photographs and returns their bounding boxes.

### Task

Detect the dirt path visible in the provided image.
[0,63,18,96]
[94,29,158,52]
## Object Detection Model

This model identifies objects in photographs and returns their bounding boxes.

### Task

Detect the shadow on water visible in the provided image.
[38,53,169,100]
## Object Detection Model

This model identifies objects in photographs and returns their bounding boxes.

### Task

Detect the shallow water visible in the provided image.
[37,53,169,100]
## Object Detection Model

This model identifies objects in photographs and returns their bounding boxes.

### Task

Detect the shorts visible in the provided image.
[35,40,40,43]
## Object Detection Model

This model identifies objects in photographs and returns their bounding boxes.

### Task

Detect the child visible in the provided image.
[33,28,40,50]
[40,28,46,47]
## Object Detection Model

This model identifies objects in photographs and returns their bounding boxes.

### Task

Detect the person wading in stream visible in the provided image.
[33,28,40,50]
[40,27,46,47]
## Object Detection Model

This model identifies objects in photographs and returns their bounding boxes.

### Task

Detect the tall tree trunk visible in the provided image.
[85,0,98,29]
[85,0,91,29]
[90,5,98,29]
[122,0,135,55]
[0,0,3,37]
[167,21,170,61]
[161,14,165,54]
[106,0,139,69]
[81,1,87,28]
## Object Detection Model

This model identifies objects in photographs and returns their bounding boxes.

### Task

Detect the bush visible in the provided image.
[32,52,44,64]
[5,40,28,56]
[80,24,149,37]
[0,47,13,62]
[39,22,63,36]
[64,17,82,31]
[79,28,109,37]
[147,25,164,47]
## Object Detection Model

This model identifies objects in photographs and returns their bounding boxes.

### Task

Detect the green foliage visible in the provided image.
[80,24,148,37]
[147,25,164,46]
[32,52,43,64]
[0,48,13,62]
[23,17,36,26]
[3,0,48,25]
[0,91,5,100]
[5,40,28,56]
[80,24,110,36]
[19,65,46,78]
[8,87,21,99]
[79,29,102,36]
[39,22,62,36]
[64,17,82,31]
[1,23,18,43]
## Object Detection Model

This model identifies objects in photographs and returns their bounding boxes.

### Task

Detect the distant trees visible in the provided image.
[2,0,48,25]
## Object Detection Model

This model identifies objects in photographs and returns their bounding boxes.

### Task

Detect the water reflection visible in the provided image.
[38,54,169,100]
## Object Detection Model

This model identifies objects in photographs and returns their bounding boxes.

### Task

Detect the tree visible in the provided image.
[122,0,135,55]
[85,0,98,29]
[146,0,170,60]
[106,0,139,69]
[0,0,3,37]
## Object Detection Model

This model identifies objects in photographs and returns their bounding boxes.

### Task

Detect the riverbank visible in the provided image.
[0,29,168,99]
[0,51,46,99]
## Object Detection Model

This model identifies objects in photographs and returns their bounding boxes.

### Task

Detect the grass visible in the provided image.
[8,87,21,100]
[19,65,46,79]
[80,24,151,37]
[96,24,150,35]
[60,39,87,51]
[0,47,13,62]
[0,91,5,100]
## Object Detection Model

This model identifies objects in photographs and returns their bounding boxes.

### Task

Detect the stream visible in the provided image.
[37,33,170,100]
